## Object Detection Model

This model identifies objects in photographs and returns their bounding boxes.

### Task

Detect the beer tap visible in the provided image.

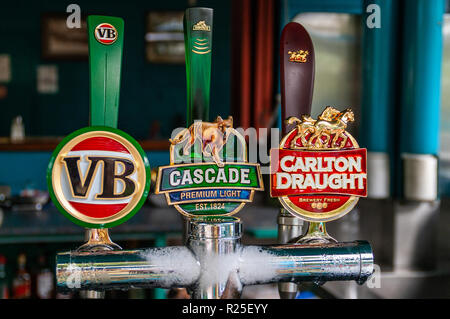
[180,7,213,246]
[279,23,337,246]
[79,15,125,258]
[277,22,315,299]
[47,15,151,298]
[274,21,371,294]
[51,10,373,300]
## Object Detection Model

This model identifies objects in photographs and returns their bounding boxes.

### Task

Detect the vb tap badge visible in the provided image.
[270,107,367,222]
[155,116,264,217]
[47,126,151,228]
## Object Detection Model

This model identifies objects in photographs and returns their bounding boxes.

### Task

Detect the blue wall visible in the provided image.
[0,0,231,139]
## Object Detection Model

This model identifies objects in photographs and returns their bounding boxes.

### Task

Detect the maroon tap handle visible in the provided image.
[280,22,315,135]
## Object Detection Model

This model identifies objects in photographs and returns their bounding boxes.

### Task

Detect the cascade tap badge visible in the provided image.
[47,127,150,228]
[270,107,367,222]
[94,23,118,45]
[155,116,263,217]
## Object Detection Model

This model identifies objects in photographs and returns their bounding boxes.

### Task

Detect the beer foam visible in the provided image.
[141,245,280,291]
[140,247,200,287]
[238,246,280,285]
[193,246,279,290]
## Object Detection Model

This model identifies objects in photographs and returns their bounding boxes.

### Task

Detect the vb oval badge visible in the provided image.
[155,116,264,217]
[47,126,150,228]
[94,23,118,45]
[270,107,367,222]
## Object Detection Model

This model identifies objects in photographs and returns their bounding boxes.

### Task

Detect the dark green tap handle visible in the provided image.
[184,7,213,125]
[87,15,124,128]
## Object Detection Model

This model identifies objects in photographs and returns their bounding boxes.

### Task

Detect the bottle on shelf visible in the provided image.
[12,253,31,299]
[10,115,25,144]
[0,255,9,299]
[35,255,54,299]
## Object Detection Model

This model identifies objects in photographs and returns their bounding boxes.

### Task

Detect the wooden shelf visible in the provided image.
[0,137,170,151]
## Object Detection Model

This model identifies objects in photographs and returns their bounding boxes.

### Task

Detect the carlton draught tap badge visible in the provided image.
[270,107,367,222]
[155,116,263,217]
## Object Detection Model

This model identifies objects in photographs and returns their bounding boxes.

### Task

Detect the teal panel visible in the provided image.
[360,0,398,153]
[400,0,445,155]
[0,0,231,139]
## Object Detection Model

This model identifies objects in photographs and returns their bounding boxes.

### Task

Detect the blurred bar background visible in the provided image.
[0,0,450,299]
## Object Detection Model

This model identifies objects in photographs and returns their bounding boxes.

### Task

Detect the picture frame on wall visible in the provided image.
[145,11,185,64]
[41,13,88,60]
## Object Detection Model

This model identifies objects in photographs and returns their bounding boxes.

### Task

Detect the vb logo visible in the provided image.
[48,127,150,228]
[94,23,118,45]
[63,155,136,200]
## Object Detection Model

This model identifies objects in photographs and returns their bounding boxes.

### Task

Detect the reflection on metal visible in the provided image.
[277,208,303,299]
[78,228,122,252]
[187,217,242,299]
[402,153,438,201]
[56,241,373,292]
[78,228,121,299]
[57,247,200,291]
[277,209,304,244]
[292,13,362,137]
[56,218,374,298]
[297,222,337,245]
[367,152,390,199]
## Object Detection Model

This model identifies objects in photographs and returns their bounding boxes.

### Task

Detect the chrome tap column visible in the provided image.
[277,209,304,299]
[186,216,243,299]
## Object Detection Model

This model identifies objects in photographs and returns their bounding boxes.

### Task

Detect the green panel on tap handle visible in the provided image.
[87,15,124,128]
[184,7,213,125]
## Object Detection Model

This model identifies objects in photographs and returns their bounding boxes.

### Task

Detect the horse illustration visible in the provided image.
[285,115,316,148]
[308,108,355,148]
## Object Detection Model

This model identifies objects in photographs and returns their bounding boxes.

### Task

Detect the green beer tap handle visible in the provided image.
[184,7,213,125]
[87,15,124,129]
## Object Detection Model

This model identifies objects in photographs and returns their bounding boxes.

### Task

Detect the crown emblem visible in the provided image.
[288,50,308,63]
[192,20,211,31]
